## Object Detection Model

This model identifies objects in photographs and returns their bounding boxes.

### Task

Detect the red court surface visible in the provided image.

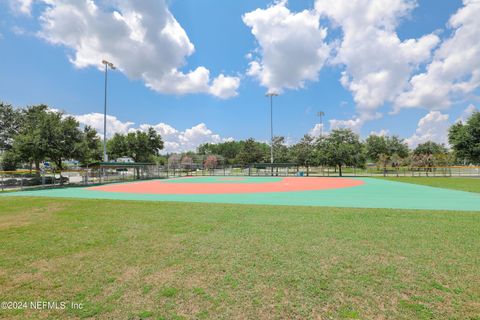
[87,177,365,195]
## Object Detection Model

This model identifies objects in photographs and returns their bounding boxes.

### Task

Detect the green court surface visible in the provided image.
[2,177,480,211]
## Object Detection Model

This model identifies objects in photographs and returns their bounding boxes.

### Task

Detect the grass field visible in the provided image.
[375,177,480,193]
[1,197,479,319]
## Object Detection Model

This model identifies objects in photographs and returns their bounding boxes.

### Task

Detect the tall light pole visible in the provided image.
[102,60,115,162]
[317,111,325,137]
[266,92,278,174]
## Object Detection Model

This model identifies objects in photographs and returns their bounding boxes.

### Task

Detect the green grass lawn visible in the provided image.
[375,177,480,193]
[0,197,479,319]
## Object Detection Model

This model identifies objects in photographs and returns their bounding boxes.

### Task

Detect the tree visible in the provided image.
[449,111,480,164]
[45,114,83,170]
[107,127,164,163]
[152,155,167,166]
[107,133,128,160]
[365,135,409,176]
[0,150,19,171]
[414,141,448,156]
[290,134,315,167]
[0,102,21,152]
[11,106,86,175]
[235,138,268,165]
[12,105,51,173]
[198,141,243,164]
[76,126,102,165]
[181,155,193,173]
[413,141,449,174]
[168,154,181,171]
[315,129,364,177]
[272,136,290,163]
[204,155,218,170]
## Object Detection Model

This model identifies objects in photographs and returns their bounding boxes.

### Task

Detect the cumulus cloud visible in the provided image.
[405,111,450,148]
[369,129,390,137]
[242,0,440,127]
[74,112,135,137]
[396,0,480,110]
[316,0,439,117]
[328,112,382,134]
[32,0,239,98]
[329,117,364,133]
[243,0,330,92]
[73,112,230,153]
[309,123,325,137]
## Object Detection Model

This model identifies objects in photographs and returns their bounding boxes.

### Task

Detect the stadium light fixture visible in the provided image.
[101,60,116,162]
[265,92,279,174]
[317,111,325,137]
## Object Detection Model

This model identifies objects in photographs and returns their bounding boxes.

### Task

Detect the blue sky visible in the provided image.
[1,0,479,152]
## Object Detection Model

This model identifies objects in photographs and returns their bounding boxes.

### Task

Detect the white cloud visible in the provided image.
[329,117,364,133]
[74,112,135,137]
[243,0,330,92]
[395,0,480,110]
[139,122,231,153]
[33,0,239,99]
[328,112,382,134]
[73,112,229,153]
[8,0,33,15]
[369,129,390,137]
[316,0,439,117]
[405,111,450,148]
[209,74,241,99]
[309,123,325,137]
[456,104,477,122]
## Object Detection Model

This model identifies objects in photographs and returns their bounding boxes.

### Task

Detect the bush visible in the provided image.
[1,151,19,171]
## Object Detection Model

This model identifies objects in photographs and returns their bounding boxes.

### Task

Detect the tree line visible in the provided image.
[196,111,480,176]
[0,103,164,172]
[1,101,479,175]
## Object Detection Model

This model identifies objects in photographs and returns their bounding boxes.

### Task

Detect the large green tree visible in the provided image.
[45,114,84,170]
[107,133,129,160]
[197,141,243,164]
[448,111,480,164]
[414,141,448,156]
[235,138,268,165]
[365,135,409,175]
[107,127,164,162]
[289,134,315,167]
[272,136,291,163]
[0,102,21,152]
[315,129,365,176]
[76,126,102,165]
[12,105,51,172]
[8,105,102,171]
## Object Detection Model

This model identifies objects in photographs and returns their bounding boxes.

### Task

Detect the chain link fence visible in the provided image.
[2,165,479,191]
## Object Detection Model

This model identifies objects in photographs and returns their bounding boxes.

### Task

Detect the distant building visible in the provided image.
[116,157,135,163]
